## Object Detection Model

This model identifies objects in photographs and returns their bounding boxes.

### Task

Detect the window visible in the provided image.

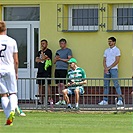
[113,4,133,30]
[4,7,40,21]
[68,5,99,31]
[117,8,133,25]
[34,28,39,68]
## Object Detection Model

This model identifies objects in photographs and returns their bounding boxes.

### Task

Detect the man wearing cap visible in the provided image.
[62,58,87,109]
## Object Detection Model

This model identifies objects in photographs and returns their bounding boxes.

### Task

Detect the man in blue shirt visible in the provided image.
[54,38,72,105]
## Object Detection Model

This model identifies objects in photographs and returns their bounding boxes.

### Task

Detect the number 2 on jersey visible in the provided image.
[0,44,7,57]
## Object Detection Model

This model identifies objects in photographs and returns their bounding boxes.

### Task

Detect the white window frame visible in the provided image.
[68,5,99,31]
[2,5,40,21]
[113,4,133,30]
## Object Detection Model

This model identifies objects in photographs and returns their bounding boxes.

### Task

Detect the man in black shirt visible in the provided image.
[36,39,52,104]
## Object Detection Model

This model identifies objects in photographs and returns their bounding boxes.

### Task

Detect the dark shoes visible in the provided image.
[66,106,80,111]
[38,101,43,105]
[67,106,72,109]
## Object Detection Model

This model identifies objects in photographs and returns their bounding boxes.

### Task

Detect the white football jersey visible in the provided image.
[0,35,18,71]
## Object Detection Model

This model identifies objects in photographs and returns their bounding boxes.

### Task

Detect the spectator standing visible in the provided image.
[54,38,72,105]
[98,37,123,105]
[36,39,52,105]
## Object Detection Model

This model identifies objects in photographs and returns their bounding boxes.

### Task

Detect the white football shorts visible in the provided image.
[0,71,17,94]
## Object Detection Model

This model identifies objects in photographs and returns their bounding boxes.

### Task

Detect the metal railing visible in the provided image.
[0,78,133,111]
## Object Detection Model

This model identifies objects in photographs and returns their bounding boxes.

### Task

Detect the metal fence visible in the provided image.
[0,78,133,112]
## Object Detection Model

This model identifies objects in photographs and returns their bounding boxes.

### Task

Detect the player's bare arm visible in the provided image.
[13,52,19,80]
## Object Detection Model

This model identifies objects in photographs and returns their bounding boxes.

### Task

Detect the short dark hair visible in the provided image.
[108,37,116,42]
[41,39,48,44]
[59,38,67,43]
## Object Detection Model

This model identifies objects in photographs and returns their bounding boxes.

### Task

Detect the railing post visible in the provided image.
[45,78,48,111]
[132,78,133,108]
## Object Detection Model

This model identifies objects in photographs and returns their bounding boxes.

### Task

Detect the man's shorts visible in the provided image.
[36,73,51,85]
[67,86,84,95]
[0,71,17,94]
[54,69,67,84]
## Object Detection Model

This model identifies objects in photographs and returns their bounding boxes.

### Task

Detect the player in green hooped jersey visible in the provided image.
[62,58,87,109]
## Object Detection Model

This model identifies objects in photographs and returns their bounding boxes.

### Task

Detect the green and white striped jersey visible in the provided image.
[67,67,86,83]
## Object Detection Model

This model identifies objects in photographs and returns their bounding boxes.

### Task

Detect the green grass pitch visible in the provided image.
[0,111,133,133]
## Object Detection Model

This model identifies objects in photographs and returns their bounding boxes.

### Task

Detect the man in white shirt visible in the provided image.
[98,37,123,106]
[0,21,18,125]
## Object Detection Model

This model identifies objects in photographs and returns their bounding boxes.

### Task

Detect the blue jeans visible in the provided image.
[103,69,122,101]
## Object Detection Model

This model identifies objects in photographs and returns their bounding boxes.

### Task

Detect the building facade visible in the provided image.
[0,0,132,99]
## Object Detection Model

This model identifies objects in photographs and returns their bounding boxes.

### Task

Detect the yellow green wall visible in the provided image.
[0,0,132,78]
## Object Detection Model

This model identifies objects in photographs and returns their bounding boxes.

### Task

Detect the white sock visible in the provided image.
[76,103,79,108]
[9,94,18,112]
[1,97,10,119]
[68,104,71,107]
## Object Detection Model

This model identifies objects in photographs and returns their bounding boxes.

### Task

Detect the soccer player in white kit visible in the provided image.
[0,21,19,125]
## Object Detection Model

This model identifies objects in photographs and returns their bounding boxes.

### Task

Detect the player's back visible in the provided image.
[0,35,18,71]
